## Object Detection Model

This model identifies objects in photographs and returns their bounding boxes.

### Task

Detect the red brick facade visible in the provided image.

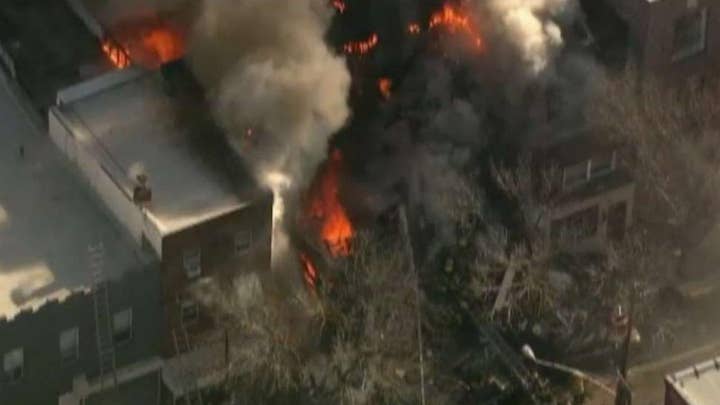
[608,0,720,76]
[159,193,273,356]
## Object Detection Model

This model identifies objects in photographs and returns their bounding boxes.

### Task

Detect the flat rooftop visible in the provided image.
[54,67,255,237]
[666,356,720,404]
[0,76,143,320]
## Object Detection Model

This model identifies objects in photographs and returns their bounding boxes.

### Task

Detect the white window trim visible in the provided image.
[183,249,202,279]
[672,8,708,61]
[59,327,80,362]
[3,348,23,382]
[113,309,133,345]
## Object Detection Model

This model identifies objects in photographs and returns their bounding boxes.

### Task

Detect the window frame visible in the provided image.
[3,348,23,383]
[672,7,708,61]
[562,160,590,189]
[589,151,616,179]
[183,249,202,279]
[112,308,133,346]
[179,297,200,325]
[59,327,80,363]
[234,230,253,257]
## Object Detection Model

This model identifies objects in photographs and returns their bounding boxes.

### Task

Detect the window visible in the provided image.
[113,309,133,345]
[3,348,23,382]
[590,151,615,178]
[234,230,252,256]
[59,327,79,362]
[183,249,202,279]
[551,206,600,242]
[180,297,200,325]
[563,160,590,189]
[673,8,708,61]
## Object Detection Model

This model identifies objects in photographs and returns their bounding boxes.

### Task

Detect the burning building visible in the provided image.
[0,0,631,401]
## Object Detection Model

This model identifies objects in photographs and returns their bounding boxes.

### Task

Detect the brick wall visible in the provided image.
[0,267,163,405]
[609,0,720,76]
[159,192,273,356]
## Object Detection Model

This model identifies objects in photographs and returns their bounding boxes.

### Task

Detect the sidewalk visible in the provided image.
[585,341,720,405]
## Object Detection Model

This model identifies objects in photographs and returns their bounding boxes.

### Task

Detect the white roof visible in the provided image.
[667,356,720,405]
[56,67,249,236]
[0,77,142,320]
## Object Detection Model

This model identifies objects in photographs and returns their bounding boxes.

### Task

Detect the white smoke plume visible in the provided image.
[188,0,351,267]
[484,0,572,75]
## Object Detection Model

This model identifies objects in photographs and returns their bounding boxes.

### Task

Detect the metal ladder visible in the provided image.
[89,242,117,389]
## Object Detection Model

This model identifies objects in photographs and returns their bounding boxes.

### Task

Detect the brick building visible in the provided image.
[0,61,165,405]
[538,135,635,251]
[48,63,273,356]
[0,62,272,405]
[591,0,720,75]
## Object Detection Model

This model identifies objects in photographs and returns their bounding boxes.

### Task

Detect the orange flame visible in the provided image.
[378,77,392,100]
[408,23,421,35]
[343,33,379,55]
[307,150,354,256]
[141,27,184,65]
[101,39,131,69]
[331,0,346,13]
[108,17,185,69]
[299,252,318,288]
[428,3,484,50]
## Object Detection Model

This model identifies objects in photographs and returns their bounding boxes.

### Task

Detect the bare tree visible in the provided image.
[194,232,445,405]
[591,68,720,269]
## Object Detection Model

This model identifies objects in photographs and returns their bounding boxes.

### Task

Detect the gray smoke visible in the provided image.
[484,0,571,76]
[187,0,351,267]
[347,0,588,243]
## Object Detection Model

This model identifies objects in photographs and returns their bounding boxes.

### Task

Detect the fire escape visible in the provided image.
[89,242,118,389]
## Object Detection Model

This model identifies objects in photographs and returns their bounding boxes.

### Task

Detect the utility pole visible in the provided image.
[398,205,426,405]
[615,285,636,405]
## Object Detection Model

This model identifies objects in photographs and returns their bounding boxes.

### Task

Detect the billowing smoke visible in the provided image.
[180,0,591,272]
[332,0,589,247]
[484,0,570,75]
[187,0,351,267]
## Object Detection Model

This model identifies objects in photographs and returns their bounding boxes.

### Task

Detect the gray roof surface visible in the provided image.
[57,68,250,236]
[0,76,142,320]
[667,356,720,405]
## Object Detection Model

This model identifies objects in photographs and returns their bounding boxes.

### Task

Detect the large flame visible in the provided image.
[429,3,485,50]
[307,149,354,256]
[108,17,186,69]
[141,27,185,65]
[343,33,379,55]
